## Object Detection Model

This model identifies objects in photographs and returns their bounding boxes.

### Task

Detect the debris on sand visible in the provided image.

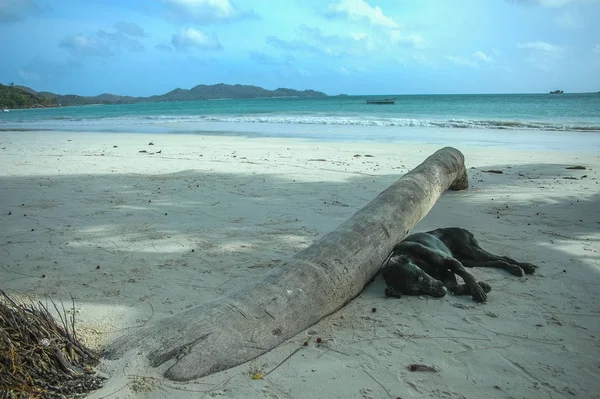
[409,364,441,372]
[0,290,105,398]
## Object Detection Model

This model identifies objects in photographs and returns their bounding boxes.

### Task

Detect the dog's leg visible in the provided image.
[384,287,403,298]
[439,269,491,296]
[456,236,537,275]
[460,259,525,276]
[447,281,492,296]
[459,250,537,276]
[401,242,487,303]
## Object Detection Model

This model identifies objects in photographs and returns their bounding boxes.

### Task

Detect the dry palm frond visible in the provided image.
[0,290,105,398]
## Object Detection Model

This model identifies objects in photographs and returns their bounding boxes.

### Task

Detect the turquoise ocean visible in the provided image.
[2,93,599,152]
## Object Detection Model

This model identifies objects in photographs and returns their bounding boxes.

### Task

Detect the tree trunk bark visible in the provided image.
[104,146,468,381]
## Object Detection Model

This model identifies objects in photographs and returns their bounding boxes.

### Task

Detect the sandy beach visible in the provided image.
[1,130,599,398]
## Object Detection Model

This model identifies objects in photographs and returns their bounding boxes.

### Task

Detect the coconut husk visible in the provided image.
[0,290,105,398]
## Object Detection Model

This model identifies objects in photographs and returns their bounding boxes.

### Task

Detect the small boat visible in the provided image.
[2,108,9,112]
[365,98,395,104]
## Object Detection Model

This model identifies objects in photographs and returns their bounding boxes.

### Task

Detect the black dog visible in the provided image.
[382,228,537,303]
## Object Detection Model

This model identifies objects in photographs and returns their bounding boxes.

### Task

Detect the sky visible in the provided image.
[1,0,599,96]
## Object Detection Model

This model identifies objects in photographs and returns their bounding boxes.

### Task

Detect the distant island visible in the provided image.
[549,90,564,94]
[0,83,326,109]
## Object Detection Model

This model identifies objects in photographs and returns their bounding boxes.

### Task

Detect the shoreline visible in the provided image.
[1,130,599,398]
[2,126,600,154]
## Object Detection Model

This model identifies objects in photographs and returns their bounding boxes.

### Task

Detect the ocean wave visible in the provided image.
[128,115,600,132]
[3,114,599,132]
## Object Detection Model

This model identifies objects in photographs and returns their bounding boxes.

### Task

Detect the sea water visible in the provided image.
[1,93,599,152]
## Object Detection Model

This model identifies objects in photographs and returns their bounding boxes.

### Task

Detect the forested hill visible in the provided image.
[2,83,326,108]
[0,84,58,109]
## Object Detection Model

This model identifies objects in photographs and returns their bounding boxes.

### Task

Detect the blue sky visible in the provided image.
[1,0,599,95]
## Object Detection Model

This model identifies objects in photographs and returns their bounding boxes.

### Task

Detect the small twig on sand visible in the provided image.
[408,364,441,372]
[263,337,311,378]
[363,369,394,398]
[480,325,563,344]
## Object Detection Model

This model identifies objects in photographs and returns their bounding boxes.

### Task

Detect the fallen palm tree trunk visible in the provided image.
[104,146,468,381]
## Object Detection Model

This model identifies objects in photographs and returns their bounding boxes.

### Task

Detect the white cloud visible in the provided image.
[535,0,598,6]
[517,41,564,55]
[156,43,173,52]
[160,0,254,24]
[171,28,222,51]
[249,52,293,66]
[445,55,478,67]
[444,51,497,67]
[266,36,321,54]
[114,21,147,37]
[517,41,564,70]
[59,25,146,57]
[593,43,600,53]
[0,0,40,23]
[60,34,114,57]
[267,25,375,57]
[510,0,600,7]
[389,30,426,49]
[474,51,493,63]
[338,66,350,76]
[325,0,398,28]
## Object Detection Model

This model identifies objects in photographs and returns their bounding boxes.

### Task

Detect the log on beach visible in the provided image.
[104,146,469,381]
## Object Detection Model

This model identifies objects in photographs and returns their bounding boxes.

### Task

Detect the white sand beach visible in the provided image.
[1,130,599,398]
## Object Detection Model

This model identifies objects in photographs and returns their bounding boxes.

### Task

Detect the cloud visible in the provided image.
[60,34,114,57]
[445,51,504,69]
[59,23,147,57]
[266,36,321,54]
[388,30,426,48]
[507,0,599,7]
[323,1,426,53]
[156,43,174,52]
[474,51,493,63]
[299,25,375,56]
[114,21,147,37]
[337,66,350,76]
[98,30,145,52]
[593,43,600,53]
[325,0,398,28]
[0,0,40,23]
[171,28,222,51]
[160,0,257,24]
[445,55,479,67]
[249,52,293,66]
[517,41,564,70]
[266,26,376,58]
[267,24,425,61]
[517,41,564,55]
[18,56,83,81]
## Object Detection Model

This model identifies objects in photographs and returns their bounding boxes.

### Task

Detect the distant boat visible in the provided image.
[2,108,8,112]
[365,98,396,104]
[549,90,564,94]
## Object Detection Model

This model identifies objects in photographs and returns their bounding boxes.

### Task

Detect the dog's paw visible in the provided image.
[508,265,525,277]
[385,287,403,298]
[471,285,487,303]
[478,281,492,293]
[520,262,538,274]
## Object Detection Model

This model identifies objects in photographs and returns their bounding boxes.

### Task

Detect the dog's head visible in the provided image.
[383,255,447,297]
